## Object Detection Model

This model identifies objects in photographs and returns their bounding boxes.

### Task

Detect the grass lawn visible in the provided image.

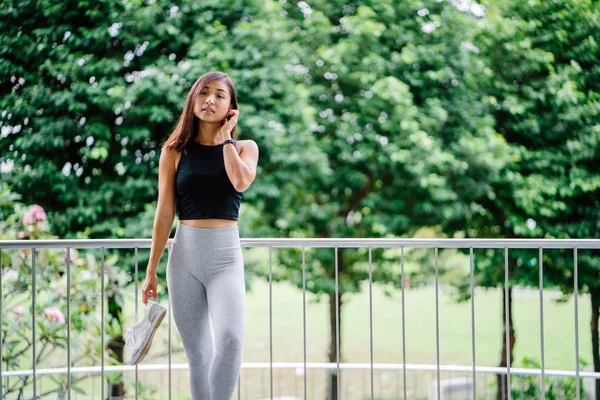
[244,279,591,371]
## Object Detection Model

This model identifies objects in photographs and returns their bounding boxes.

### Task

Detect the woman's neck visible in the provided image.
[196,121,222,144]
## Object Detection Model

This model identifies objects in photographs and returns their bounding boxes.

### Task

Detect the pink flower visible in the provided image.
[13,305,25,315]
[56,288,67,297]
[43,306,65,324]
[23,205,47,225]
[22,211,34,225]
[17,231,25,239]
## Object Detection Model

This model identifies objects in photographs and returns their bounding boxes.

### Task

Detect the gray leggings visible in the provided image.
[167,222,245,400]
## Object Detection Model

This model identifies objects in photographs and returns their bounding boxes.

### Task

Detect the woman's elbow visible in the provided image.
[233,173,256,192]
[155,202,176,220]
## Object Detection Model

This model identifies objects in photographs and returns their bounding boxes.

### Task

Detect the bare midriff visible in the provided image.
[180,219,238,229]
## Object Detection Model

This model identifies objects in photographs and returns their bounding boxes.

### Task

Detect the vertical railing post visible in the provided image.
[32,248,37,399]
[168,245,172,400]
[505,247,512,400]
[134,247,139,399]
[470,247,477,400]
[401,247,407,400]
[302,247,307,400]
[66,248,71,400]
[269,246,273,400]
[574,248,580,400]
[101,247,105,400]
[368,247,374,400]
[335,247,340,399]
[539,248,545,399]
[434,247,441,400]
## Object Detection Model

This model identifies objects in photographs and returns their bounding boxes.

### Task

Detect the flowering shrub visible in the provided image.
[1,204,131,398]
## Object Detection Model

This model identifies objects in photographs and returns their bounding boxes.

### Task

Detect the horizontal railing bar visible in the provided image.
[4,363,600,379]
[0,239,160,249]
[1,238,599,250]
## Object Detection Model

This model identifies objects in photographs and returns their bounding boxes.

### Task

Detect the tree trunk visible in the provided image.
[327,248,344,400]
[496,285,515,400]
[107,295,125,398]
[591,289,600,400]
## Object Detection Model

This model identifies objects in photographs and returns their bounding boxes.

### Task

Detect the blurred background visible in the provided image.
[0,0,599,399]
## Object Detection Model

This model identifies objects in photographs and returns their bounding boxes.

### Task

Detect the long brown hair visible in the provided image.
[162,71,239,152]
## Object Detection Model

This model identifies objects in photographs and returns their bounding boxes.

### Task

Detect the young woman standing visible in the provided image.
[142,71,259,399]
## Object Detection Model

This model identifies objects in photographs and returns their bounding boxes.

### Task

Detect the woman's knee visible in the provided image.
[217,329,244,353]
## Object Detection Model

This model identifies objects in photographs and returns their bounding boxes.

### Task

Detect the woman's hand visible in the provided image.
[217,109,240,142]
[142,273,159,305]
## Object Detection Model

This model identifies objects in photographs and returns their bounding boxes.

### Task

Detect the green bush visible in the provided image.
[511,357,585,399]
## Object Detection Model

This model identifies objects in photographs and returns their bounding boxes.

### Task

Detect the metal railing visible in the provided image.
[1,237,599,400]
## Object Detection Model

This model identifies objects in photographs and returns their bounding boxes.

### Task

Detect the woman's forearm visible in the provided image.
[146,212,174,275]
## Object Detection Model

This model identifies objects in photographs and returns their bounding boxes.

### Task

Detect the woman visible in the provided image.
[141,71,259,399]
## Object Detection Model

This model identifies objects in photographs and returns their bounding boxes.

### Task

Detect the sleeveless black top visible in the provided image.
[175,140,243,221]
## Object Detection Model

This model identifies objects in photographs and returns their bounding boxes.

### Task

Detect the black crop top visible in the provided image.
[175,140,243,221]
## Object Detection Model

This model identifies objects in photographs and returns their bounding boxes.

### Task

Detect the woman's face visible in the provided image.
[193,79,232,123]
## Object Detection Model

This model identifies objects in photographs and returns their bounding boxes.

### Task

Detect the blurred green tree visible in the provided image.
[264,1,510,397]
[447,0,600,397]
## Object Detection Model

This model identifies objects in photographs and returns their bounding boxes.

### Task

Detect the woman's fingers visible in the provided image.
[142,281,151,305]
[141,275,158,305]
[226,110,240,126]
[142,283,158,305]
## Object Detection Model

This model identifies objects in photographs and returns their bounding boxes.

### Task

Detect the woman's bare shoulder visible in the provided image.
[160,146,182,170]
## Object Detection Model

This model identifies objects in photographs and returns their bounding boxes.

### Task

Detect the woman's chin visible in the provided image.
[198,116,221,123]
